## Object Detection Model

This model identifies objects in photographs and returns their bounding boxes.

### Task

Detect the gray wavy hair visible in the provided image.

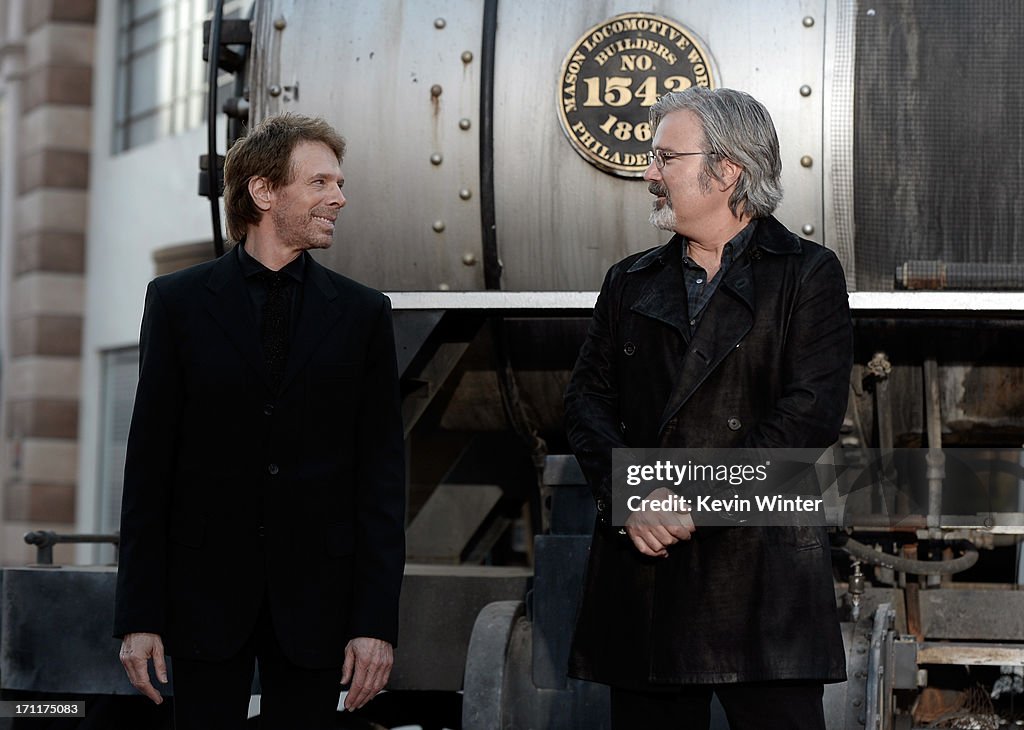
[650,87,782,218]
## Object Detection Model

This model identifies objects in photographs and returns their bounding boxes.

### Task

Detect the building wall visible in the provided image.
[0,0,221,565]
[79,0,224,564]
[0,0,97,565]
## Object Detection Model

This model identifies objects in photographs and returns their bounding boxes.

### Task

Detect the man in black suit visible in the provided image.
[114,114,406,729]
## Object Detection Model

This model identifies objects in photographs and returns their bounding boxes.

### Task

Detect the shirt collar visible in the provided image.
[682,219,757,270]
[237,239,306,283]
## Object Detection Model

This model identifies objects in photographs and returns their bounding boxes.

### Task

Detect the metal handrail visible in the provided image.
[23,531,119,566]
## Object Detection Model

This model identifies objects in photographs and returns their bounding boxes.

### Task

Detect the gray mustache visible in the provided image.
[648,183,669,197]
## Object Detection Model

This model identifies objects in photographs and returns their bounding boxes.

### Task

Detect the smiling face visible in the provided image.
[267,141,346,251]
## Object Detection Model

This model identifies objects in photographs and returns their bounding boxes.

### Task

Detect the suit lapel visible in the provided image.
[278,257,343,393]
[658,253,755,435]
[204,249,269,386]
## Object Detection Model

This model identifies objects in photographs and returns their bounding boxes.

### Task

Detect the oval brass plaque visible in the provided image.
[557,13,717,178]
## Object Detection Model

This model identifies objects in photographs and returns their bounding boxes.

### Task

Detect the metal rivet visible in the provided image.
[431,84,443,98]
[802,16,814,27]
[459,188,472,200]
[462,253,477,266]
[866,8,876,16]
[438,282,450,291]
[800,155,813,168]
[461,50,473,63]
[432,220,446,233]
[802,223,815,235]
[273,16,287,31]
[434,17,446,29]
[268,84,282,97]
[430,153,443,165]
[800,85,812,97]
[459,118,471,130]
[852,698,862,707]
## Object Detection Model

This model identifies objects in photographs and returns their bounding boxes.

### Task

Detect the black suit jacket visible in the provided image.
[113,247,406,668]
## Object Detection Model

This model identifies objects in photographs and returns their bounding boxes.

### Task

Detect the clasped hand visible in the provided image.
[624,487,696,557]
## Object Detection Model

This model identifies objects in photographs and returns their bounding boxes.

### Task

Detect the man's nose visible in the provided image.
[330,187,346,208]
[643,159,660,183]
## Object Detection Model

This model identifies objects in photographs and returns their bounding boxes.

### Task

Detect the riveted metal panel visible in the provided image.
[249,0,835,292]
[493,0,830,290]
[251,0,484,291]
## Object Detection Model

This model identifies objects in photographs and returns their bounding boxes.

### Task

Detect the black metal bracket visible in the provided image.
[202,19,252,73]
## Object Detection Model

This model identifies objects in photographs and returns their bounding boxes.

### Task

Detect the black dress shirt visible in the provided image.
[236,239,306,334]
[681,220,756,336]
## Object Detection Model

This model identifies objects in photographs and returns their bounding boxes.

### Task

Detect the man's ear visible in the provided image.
[248,176,273,211]
[716,158,743,192]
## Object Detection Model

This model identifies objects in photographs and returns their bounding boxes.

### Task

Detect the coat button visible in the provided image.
[263,403,275,416]
[727,417,742,431]
[596,499,607,512]
[623,342,636,356]
[268,463,279,475]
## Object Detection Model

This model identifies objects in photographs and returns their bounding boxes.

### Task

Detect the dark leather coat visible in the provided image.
[565,216,852,687]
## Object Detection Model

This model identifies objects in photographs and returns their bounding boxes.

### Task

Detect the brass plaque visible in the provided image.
[557,13,717,178]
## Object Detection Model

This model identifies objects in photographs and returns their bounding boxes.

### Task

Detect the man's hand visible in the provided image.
[341,637,393,711]
[625,487,696,557]
[119,632,167,704]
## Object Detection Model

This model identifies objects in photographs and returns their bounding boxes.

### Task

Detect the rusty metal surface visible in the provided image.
[917,588,1024,641]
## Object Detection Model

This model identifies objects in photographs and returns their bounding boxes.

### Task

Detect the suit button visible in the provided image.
[257,526,266,538]
[263,403,275,416]
[727,417,742,431]
[268,463,279,475]
[623,342,636,356]
[596,499,607,512]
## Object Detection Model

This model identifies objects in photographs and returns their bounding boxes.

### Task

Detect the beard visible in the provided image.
[271,206,335,250]
[648,182,676,231]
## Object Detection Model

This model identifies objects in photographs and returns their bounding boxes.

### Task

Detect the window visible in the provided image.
[96,347,139,562]
[113,0,252,152]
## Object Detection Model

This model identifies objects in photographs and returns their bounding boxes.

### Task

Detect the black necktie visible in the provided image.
[261,271,291,389]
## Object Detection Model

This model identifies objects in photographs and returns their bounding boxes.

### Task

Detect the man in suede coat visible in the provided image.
[565,89,852,730]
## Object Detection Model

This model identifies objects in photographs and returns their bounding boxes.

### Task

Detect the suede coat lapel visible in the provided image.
[658,252,755,437]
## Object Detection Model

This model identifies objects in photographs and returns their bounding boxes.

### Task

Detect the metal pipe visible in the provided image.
[207,0,226,257]
[479,0,501,289]
[896,261,1024,290]
[23,531,120,566]
[866,352,900,515]
[838,535,978,575]
[923,359,944,532]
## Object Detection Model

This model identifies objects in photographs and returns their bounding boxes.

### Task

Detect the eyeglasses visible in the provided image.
[647,149,715,169]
